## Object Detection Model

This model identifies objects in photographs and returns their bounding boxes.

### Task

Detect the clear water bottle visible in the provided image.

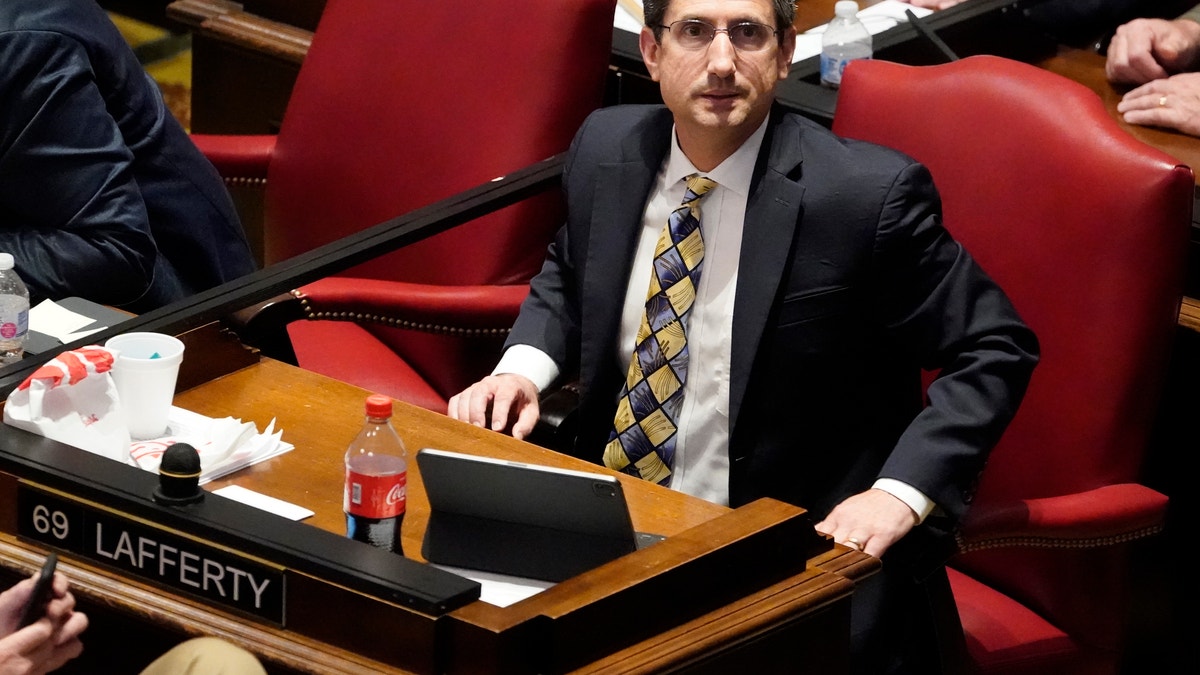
[820,0,872,89]
[344,394,408,554]
[0,253,30,366]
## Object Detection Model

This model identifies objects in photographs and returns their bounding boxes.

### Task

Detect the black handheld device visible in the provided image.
[17,552,58,628]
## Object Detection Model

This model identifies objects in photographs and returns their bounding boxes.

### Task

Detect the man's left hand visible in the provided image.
[814,488,919,558]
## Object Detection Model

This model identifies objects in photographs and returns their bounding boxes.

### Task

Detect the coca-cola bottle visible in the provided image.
[344,394,408,554]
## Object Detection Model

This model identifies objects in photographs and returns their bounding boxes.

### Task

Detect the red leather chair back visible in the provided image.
[264,0,615,283]
[255,0,616,406]
[833,56,1191,672]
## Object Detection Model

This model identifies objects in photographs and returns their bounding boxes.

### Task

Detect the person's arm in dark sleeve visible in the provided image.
[503,112,597,376]
[816,160,1038,559]
[0,30,158,306]
[874,162,1040,527]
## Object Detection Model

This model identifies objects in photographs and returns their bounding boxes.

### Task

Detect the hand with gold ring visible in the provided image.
[1118,73,1200,137]
[813,488,919,559]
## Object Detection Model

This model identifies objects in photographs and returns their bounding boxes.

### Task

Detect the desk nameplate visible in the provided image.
[16,482,286,625]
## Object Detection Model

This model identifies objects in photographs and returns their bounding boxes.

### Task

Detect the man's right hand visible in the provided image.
[447,374,541,440]
[1107,18,1200,85]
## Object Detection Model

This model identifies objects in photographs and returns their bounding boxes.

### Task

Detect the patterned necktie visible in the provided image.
[603,174,717,485]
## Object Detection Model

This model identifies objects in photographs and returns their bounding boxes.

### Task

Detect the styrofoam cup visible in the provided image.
[105,332,185,440]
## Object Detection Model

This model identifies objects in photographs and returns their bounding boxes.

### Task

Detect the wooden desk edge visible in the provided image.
[2,517,876,675]
[0,538,403,675]
[1180,296,1200,333]
[570,564,861,674]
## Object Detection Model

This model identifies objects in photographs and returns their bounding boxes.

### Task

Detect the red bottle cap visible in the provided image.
[365,394,393,418]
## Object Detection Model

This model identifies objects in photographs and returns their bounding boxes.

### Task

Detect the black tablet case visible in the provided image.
[418,449,640,582]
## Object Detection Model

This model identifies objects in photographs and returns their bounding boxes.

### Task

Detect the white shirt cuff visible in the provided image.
[872,478,935,524]
[491,344,560,393]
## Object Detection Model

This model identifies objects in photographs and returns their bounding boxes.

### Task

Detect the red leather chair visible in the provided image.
[833,56,1191,674]
[186,0,617,411]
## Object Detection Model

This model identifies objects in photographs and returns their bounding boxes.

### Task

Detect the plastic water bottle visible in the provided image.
[820,0,872,88]
[0,253,30,366]
[344,394,408,554]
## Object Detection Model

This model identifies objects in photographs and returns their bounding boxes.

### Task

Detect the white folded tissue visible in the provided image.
[3,346,292,483]
[131,406,292,484]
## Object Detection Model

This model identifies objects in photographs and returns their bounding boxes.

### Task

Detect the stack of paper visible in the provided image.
[129,406,293,484]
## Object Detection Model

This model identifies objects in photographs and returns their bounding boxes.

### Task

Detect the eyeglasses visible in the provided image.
[658,19,780,52]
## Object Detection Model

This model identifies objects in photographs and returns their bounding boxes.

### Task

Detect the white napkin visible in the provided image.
[129,406,293,484]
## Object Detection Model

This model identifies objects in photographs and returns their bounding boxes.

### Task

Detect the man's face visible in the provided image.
[640,0,796,160]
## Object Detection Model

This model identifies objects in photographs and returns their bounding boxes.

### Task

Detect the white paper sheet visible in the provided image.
[432,564,555,608]
[28,299,108,343]
[213,485,314,521]
[129,406,294,484]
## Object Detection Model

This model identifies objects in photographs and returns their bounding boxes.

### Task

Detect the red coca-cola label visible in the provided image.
[344,470,406,519]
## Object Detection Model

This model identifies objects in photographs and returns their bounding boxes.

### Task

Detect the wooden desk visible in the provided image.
[187,359,730,549]
[1,332,878,675]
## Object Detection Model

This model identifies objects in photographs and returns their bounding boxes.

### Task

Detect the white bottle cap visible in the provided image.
[0,253,13,270]
[835,1,860,16]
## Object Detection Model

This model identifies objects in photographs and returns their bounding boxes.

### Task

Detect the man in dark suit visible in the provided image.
[450,0,1038,671]
[0,0,256,313]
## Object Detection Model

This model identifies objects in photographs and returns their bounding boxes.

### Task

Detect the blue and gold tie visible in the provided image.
[603,174,717,485]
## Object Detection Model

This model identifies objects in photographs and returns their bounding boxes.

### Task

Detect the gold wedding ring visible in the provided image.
[845,537,862,550]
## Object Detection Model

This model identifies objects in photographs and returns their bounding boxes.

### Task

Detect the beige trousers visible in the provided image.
[138,637,267,675]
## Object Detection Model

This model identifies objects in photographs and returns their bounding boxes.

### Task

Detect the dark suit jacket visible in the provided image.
[0,0,255,313]
[509,104,1038,530]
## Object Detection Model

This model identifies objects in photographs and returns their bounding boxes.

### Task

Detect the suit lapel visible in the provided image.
[728,115,805,434]
[580,162,654,383]
[579,115,673,389]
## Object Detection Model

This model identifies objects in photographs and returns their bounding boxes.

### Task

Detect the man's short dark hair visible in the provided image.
[643,0,797,42]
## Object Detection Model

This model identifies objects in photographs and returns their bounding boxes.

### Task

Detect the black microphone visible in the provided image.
[153,442,205,506]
